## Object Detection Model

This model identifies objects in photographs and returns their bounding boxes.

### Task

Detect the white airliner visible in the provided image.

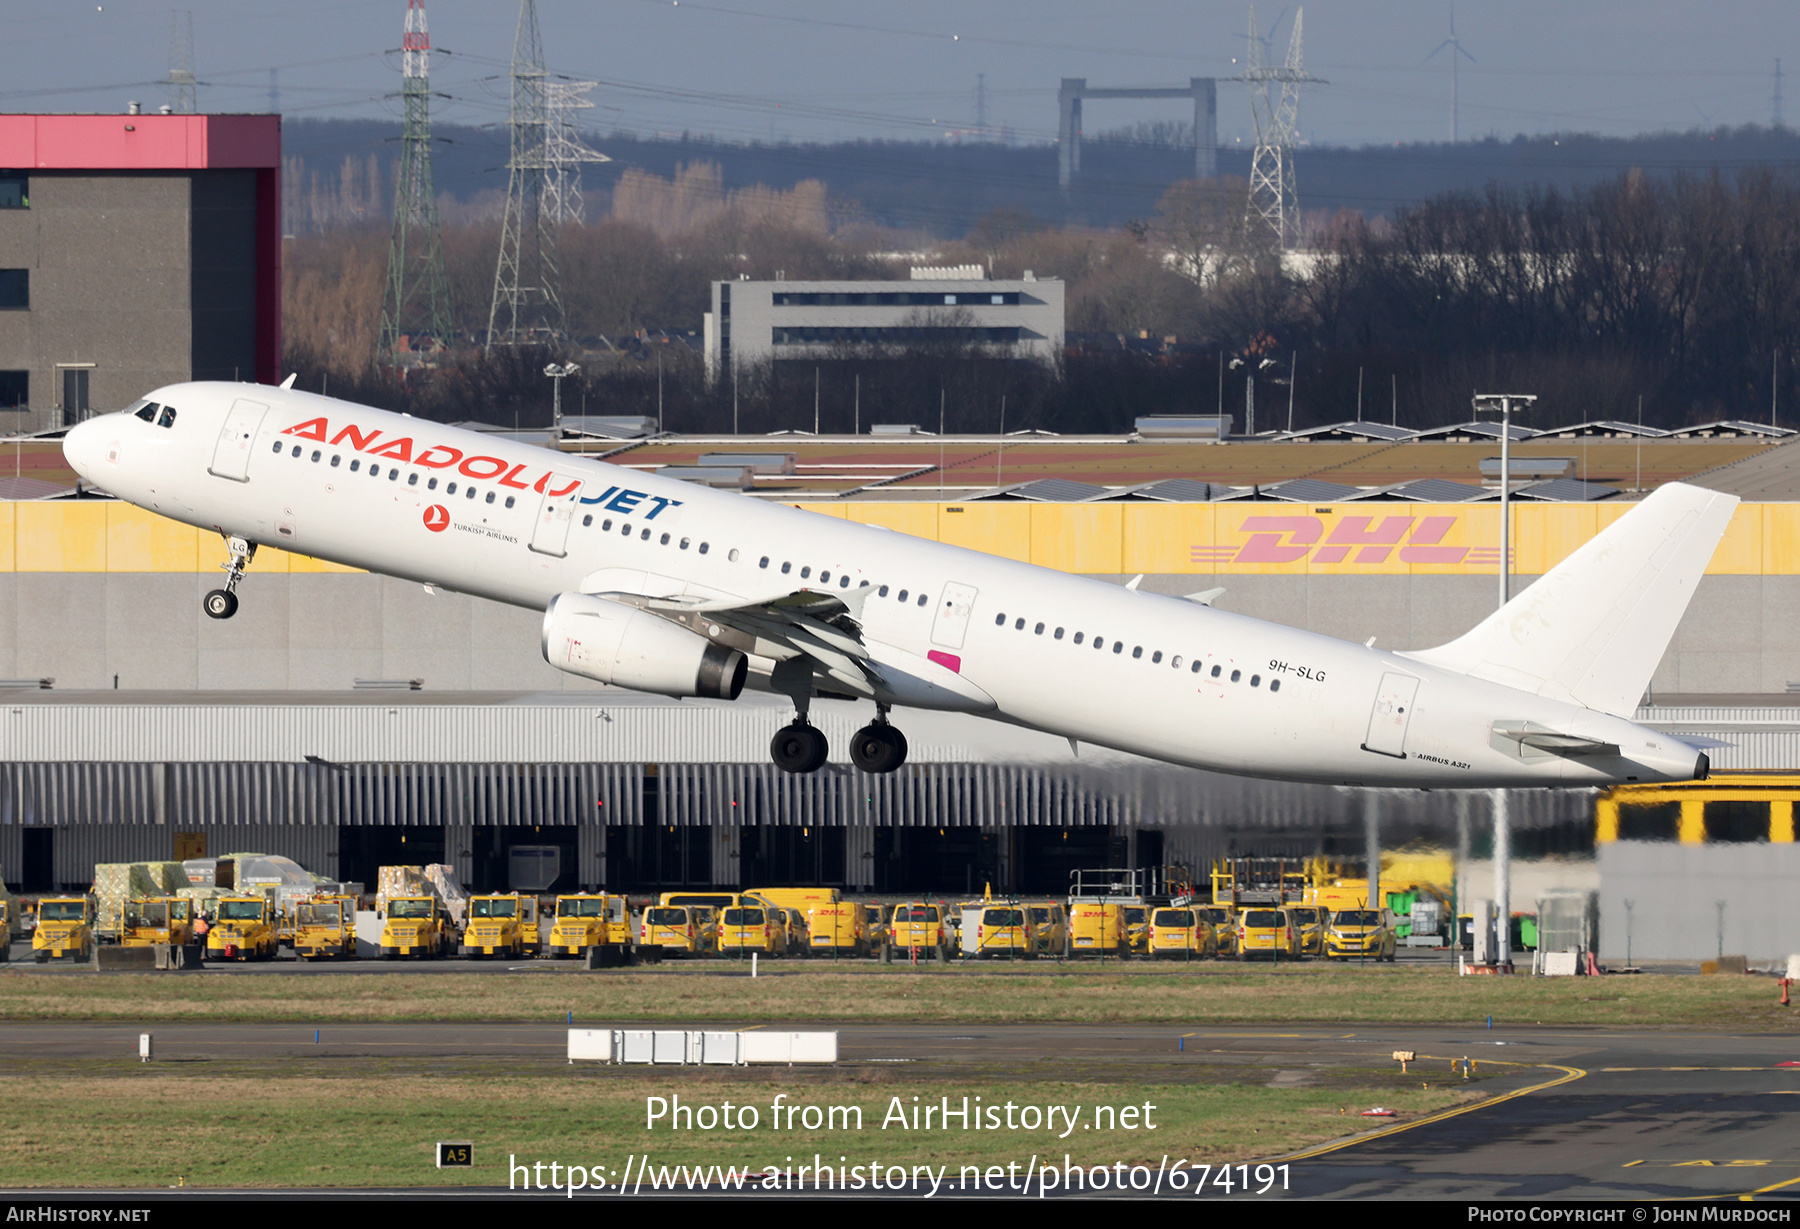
[62,382,1732,786]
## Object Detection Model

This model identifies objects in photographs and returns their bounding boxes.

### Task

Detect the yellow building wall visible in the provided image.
[4,499,1795,576]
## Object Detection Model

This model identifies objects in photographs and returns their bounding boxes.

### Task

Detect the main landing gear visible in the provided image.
[203,535,256,620]
[769,704,910,775]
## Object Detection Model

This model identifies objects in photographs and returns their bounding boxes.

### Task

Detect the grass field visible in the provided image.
[0,965,1789,1028]
[0,1063,1489,1189]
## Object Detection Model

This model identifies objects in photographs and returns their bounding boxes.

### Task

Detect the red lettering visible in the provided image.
[1233,516,1323,564]
[1312,516,1415,564]
[1397,516,1468,564]
[459,455,507,480]
[281,417,329,441]
[415,445,463,469]
[330,424,383,451]
[497,463,532,490]
[372,437,414,462]
[546,478,582,498]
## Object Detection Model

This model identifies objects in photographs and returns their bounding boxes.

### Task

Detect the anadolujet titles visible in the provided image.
[63,382,1731,785]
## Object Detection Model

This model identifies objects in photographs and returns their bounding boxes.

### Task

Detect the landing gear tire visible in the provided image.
[849,722,908,773]
[203,589,239,620]
[771,722,829,773]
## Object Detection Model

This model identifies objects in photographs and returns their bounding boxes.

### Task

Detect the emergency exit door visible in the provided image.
[1362,672,1420,758]
[930,581,979,649]
[207,398,268,482]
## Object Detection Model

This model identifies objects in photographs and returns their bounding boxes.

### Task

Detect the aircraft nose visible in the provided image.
[61,415,108,482]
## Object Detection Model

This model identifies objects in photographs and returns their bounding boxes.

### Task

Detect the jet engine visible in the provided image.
[541,592,746,700]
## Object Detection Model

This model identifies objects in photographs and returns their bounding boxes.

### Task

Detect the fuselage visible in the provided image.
[62,381,1706,788]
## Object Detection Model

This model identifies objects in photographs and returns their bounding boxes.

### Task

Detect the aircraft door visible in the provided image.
[207,399,269,482]
[1362,672,1420,758]
[529,473,585,557]
[930,581,979,650]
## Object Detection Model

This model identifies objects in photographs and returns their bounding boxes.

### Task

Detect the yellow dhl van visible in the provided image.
[963,904,1034,959]
[1024,902,1069,956]
[640,905,715,957]
[802,900,868,956]
[717,903,784,956]
[121,897,195,948]
[32,897,94,963]
[886,902,950,960]
[548,893,633,963]
[293,896,357,960]
[1067,901,1127,957]
[1237,907,1300,960]
[209,895,279,961]
[1150,906,1217,959]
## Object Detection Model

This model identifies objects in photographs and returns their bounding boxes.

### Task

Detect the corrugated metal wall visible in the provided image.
[0,763,643,827]
[1636,706,1800,772]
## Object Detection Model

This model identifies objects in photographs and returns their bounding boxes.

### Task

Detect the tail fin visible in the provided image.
[1404,483,1738,716]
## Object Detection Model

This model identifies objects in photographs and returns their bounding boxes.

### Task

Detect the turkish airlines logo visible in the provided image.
[423,505,449,533]
[1191,515,1504,567]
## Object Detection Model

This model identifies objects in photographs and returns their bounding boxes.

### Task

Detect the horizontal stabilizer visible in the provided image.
[1491,721,1618,757]
[1406,483,1738,717]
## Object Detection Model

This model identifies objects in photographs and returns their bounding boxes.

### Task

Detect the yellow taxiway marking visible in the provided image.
[1743,1173,1800,1199]
[1274,1061,1587,1162]
[1601,1066,1797,1073]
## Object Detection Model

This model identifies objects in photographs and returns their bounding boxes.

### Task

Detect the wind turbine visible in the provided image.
[1425,4,1476,143]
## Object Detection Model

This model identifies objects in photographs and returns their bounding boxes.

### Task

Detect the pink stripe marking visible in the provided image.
[927,650,962,674]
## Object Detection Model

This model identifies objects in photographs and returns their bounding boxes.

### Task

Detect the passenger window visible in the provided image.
[157,407,176,428]
[1053,627,1063,639]
[292,445,302,457]
[1250,674,1261,687]
[699,543,709,554]
[1132,646,1142,658]
[782,562,792,574]
[349,459,360,472]
[996,614,1006,626]
[485,491,495,504]
[272,441,283,454]
[760,557,770,568]
[1171,655,1182,668]
[729,549,740,562]
[1270,678,1281,692]
[1073,632,1084,644]
[660,533,670,545]
[640,528,650,540]
[897,589,908,602]
[621,522,631,534]
[446,481,456,494]
[801,567,812,579]
[916,593,926,606]
[331,455,340,468]
[407,473,418,486]
[839,575,850,588]
[681,538,691,550]
[601,519,612,530]
[311,450,321,463]
[1191,661,1201,673]
[427,477,437,490]
[1114,643,1125,655]
[1230,669,1241,682]
[1151,651,1161,663]
[1034,623,1044,635]
[388,468,398,480]
[582,514,592,527]
[506,496,516,509]
[1211,665,1221,678]
[820,570,831,583]
[1014,618,1024,630]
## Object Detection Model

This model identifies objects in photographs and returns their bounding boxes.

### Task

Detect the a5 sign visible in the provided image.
[436,1141,473,1168]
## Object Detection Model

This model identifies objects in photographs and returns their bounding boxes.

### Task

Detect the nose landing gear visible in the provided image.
[203,535,256,620]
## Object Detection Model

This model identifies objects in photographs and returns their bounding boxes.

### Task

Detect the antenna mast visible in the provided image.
[379,0,455,364]
[487,0,566,347]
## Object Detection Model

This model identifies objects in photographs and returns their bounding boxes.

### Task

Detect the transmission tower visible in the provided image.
[544,80,610,224]
[378,0,455,363]
[166,10,197,113]
[487,0,565,347]
[1234,6,1323,248]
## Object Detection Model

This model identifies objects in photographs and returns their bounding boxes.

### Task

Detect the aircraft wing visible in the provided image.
[598,587,879,699]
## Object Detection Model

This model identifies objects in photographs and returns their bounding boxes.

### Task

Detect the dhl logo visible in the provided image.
[1191,515,1505,567]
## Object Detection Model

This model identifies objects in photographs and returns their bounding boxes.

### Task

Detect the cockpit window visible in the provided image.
[157,406,176,428]
[133,401,158,423]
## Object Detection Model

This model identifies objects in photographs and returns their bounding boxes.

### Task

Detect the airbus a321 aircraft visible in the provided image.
[62,382,1734,787]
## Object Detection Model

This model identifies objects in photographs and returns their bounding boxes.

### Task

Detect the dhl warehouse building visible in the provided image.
[3,485,1800,962]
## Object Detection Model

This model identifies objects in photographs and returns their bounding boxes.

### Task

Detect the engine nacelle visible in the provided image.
[541,593,746,700]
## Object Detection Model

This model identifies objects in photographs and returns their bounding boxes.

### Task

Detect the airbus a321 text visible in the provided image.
[62,382,1733,787]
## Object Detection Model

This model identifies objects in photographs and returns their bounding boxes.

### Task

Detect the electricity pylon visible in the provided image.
[487,0,565,346]
[1234,6,1324,248]
[544,80,610,224]
[167,10,197,113]
[379,0,455,363]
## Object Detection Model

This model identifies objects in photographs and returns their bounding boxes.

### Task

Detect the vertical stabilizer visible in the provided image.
[1404,483,1738,716]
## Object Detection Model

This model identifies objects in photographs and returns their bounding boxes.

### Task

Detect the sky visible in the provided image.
[1,1,1794,149]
